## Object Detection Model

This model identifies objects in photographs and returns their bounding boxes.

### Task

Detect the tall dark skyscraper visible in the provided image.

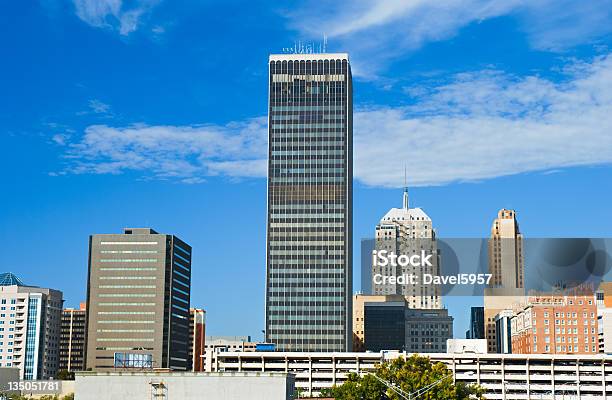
[265,53,353,351]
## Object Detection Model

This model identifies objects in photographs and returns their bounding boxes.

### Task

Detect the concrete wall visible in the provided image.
[0,368,20,395]
[75,372,294,400]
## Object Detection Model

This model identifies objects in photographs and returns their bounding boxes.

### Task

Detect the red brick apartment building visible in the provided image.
[511,293,598,354]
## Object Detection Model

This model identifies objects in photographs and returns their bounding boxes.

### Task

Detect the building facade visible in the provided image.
[0,273,63,380]
[353,294,452,353]
[495,309,513,353]
[265,53,353,352]
[466,306,484,339]
[85,228,192,371]
[511,293,598,355]
[484,209,525,353]
[188,308,205,372]
[59,302,87,372]
[371,189,441,309]
[212,350,612,399]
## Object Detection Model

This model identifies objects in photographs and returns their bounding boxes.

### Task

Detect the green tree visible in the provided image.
[56,370,75,381]
[320,355,484,400]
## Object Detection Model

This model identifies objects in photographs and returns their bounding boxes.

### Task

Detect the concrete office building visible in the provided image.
[59,302,87,372]
[188,308,205,372]
[466,306,484,339]
[85,228,192,371]
[353,294,452,353]
[405,308,453,353]
[213,351,612,399]
[0,273,63,380]
[372,189,441,309]
[265,53,353,352]
[352,294,406,352]
[511,293,598,354]
[484,209,525,353]
[75,371,295,400]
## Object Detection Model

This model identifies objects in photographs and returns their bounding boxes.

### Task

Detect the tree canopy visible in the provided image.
[319,354,484,400]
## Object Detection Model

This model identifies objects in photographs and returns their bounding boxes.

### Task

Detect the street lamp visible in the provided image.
[371,373,454,400]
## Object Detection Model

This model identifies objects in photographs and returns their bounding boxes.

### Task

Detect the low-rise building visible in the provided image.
[446,339,487,354]
[212,351,612,399]
[75,371,295,400]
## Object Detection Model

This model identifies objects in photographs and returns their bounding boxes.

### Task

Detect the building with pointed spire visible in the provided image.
[371,188,441,309]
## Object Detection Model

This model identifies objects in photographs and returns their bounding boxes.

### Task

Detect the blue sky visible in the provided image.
[1,0,612,340]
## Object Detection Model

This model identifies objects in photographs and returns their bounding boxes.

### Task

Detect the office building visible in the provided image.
[212,350,612,399]
[405,308,453,353]
[371,189,441,309]
[466,306,484,339]
[353,294,452,353]
[85,228,192,371]
[511,293,598,354]
[352,294,406,352]
[0,272,63,380]
[484,209,525,353]
[189,308,205,372]
[265,53,353,352]
[59,302,87,372]
[494,309,513,353]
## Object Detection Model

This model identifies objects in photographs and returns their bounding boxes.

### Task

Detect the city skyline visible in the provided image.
[2,1,612,341]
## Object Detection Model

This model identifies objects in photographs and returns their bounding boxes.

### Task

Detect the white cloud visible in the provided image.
[72,0,160,35]
[88,99,111,114]
[354,54,612,186]
[56,118,267,183]
[284,0,612,78]
[55,55,612,187]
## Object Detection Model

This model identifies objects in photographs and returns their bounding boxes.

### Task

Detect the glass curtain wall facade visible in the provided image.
[265,53,353,352]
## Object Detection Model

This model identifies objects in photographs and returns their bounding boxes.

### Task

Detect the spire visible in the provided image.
[402,166,409,210]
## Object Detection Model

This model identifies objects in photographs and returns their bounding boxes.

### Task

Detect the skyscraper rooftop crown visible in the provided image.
[0,272,24,286]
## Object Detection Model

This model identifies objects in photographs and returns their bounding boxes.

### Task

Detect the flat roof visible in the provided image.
[269,53,349,62]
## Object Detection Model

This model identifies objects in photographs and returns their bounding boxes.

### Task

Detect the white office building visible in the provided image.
[0,273,63,380]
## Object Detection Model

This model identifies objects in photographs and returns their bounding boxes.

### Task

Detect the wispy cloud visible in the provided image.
[54,118,267,183]
[72,0,160,35]
[53,54,612,186]
[284,0,612,78]
[355,53,612,186]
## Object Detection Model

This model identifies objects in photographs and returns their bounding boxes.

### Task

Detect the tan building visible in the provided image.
[59,302,87,372]
[511,293,598,354]
[85,228,192,371]
[484,209,525,353]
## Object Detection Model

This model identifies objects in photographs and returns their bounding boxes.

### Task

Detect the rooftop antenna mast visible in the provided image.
[403,165,409,210]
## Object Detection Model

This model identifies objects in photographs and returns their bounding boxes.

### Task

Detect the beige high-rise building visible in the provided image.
[484,209,525,353]
[85,228,192,371]
[371,189,441,309]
